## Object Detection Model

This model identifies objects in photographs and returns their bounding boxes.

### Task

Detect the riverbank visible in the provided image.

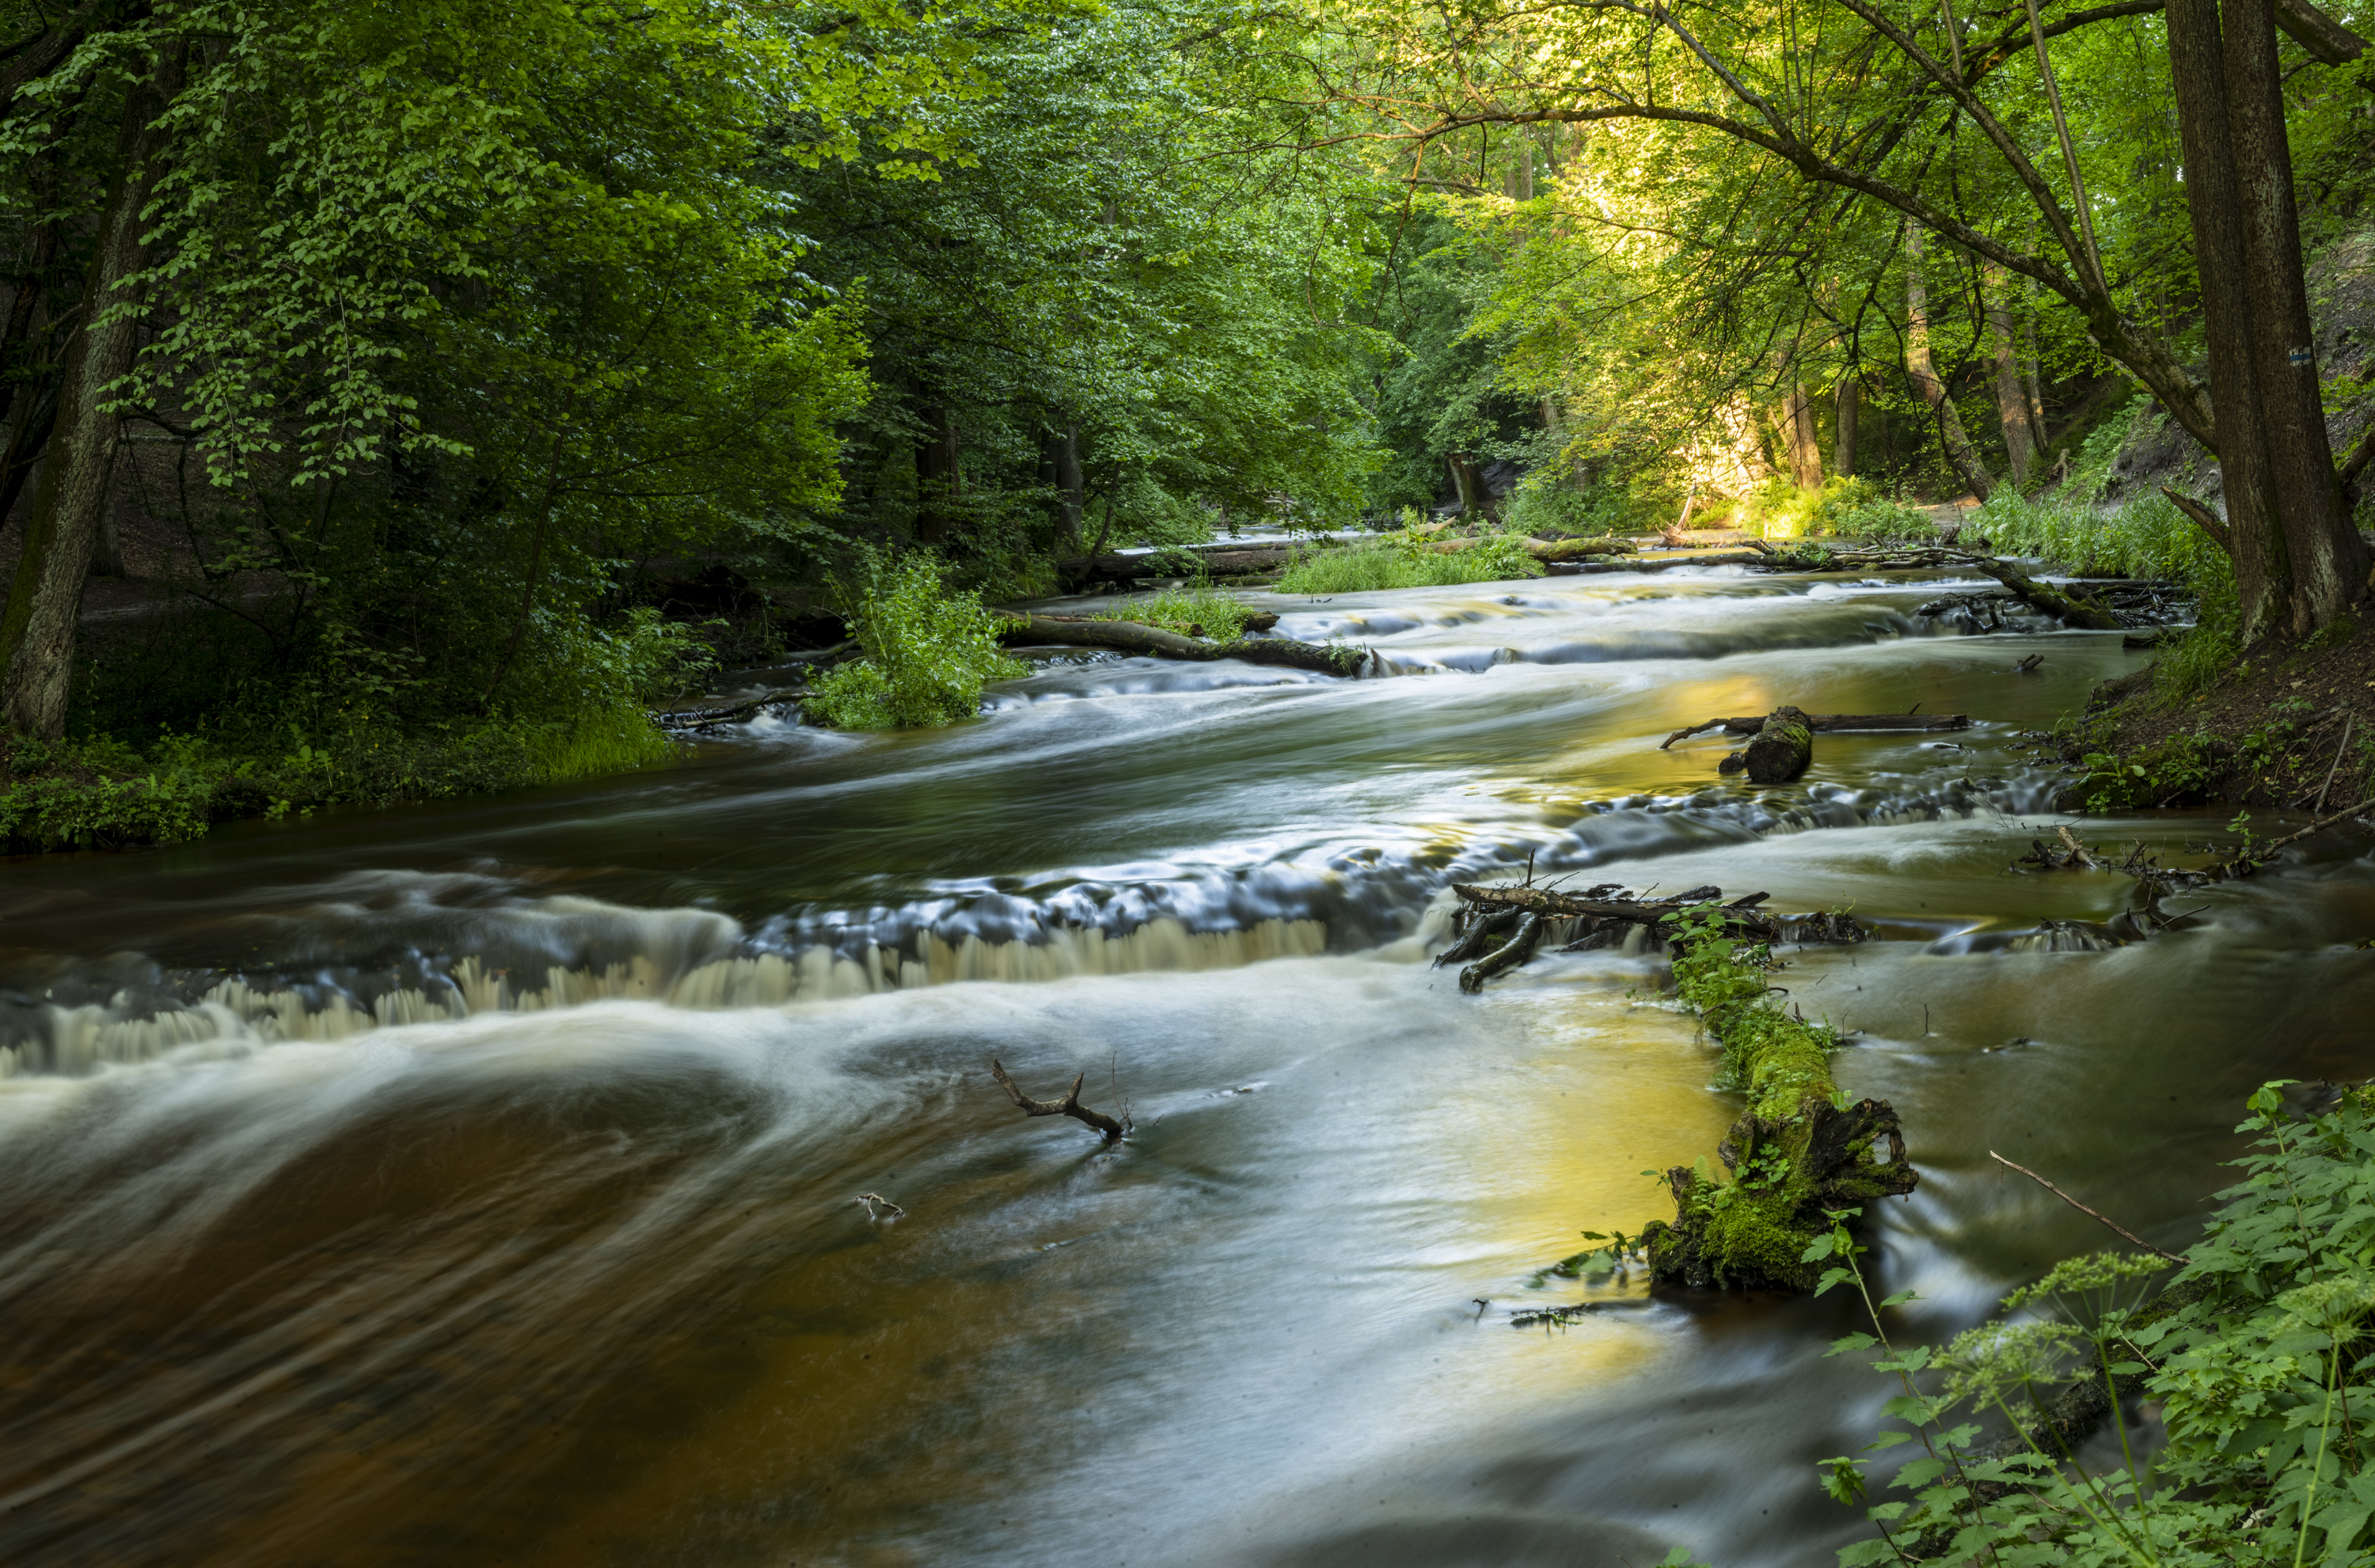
[2066,610,2375,814]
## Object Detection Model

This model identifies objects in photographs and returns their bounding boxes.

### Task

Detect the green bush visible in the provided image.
[805,552,1028,730]
[1818,1082,2375,1567]
[1741,476,1930,541]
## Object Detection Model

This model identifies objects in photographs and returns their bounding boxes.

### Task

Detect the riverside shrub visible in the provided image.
[806,553,1028,729]
[1818,1083,2375,1566]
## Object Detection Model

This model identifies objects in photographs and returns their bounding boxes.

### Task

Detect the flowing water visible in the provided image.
[6,564,2372,1568]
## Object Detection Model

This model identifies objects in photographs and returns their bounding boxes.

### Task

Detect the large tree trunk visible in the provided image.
[1447,451,1498,518]
[2221,0,2369,631]
[1832,378,1858,479]
[1987,265,2037,489]
[2020,273,2050,456]
[2167,0,2293,641]
[1781,383,1823,488]
[1904,222,1995,502]
[1,44,182,739]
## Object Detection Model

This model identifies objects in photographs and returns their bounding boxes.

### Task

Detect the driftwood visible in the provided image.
[1960,556,2122,630]
[1723,706,1814,784]
[1746,541,1972,572]
[990,1059,1128,1142]
[653,687,808,731]
[1450,882,1869,948]
[998,614,1367,677]
[1661,712,1970,748]
[1459,913,1543,993]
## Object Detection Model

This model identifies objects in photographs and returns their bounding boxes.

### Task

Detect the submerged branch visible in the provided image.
[990,1059,1129,1142]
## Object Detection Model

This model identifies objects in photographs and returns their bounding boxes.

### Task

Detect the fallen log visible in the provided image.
[1459,912,1544,993]
[1432,906,1518,968]
[1734,706,1814,784]
[653,688,808,731]
[1057,547,1298,584]
[1638,914,1918,1289]
[990,1059,1128,1142]
[1450,883,1869,946]
[1558,551,1771,575]
[1660,712,1970,749]
[1960,556,2122,630]
[998,614,1366,677]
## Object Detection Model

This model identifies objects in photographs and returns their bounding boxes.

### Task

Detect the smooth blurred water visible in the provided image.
[3,564,2369,1567]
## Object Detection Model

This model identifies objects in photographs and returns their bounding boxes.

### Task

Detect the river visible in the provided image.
[4,562,2369,1567]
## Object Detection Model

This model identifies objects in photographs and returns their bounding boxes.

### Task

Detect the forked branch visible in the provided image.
[990,1059,1129,1142]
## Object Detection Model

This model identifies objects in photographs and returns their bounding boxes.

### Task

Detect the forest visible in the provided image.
[6,3,2375,1563]
[3,0,2368,834]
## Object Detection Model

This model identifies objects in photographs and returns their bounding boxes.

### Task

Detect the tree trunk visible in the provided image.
[1987,265,2037,489]
[2166,0,2293,641]
[1832,378,1859,478]
[916,397,960,545]
[1903,222,1995,502]
[2222,0,2369,631]
[1447,452,1498,518]
[1048,421,1084,555]
[2020,275,2050,454]
[0,45,182,739]
[1782,384,1823,488]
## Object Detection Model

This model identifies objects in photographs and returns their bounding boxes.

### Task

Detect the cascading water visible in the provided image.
[2,563,2366,1567]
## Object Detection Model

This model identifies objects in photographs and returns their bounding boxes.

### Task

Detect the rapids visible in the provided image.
[3,563,2369,1566]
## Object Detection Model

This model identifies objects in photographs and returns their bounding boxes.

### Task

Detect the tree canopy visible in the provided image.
[0,0,2369,779]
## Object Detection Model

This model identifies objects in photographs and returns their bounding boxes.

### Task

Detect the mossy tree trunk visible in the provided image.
[1640,915,1918,1290]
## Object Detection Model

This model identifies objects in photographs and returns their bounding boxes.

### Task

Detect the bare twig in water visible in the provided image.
[856,1192,906,1221]
[1988,1150,2183,1262]
[991,1059,1130,1141]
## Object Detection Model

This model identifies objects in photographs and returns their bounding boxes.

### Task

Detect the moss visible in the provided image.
[1640,907,1910,1290]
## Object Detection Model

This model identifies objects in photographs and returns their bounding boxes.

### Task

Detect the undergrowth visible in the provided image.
[1978,482,2240,704]
[1815,1081,2375,1567]
[1740,476,1931,541]
[3,609,698,855]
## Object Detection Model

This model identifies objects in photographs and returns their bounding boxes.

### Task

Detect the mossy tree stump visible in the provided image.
[1639,909,1917,1289]
[1740,705,1814,783]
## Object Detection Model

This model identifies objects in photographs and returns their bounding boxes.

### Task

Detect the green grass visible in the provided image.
[0,705,678,855]
[1096,580,1256,640]
[1977,488,2240,701]
[1274,534,1544,594]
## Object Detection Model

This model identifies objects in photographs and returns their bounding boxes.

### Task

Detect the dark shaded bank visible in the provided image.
[2060,607,2375,814]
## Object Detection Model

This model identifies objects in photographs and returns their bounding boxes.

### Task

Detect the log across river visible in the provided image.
[1,558,2367,1567]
